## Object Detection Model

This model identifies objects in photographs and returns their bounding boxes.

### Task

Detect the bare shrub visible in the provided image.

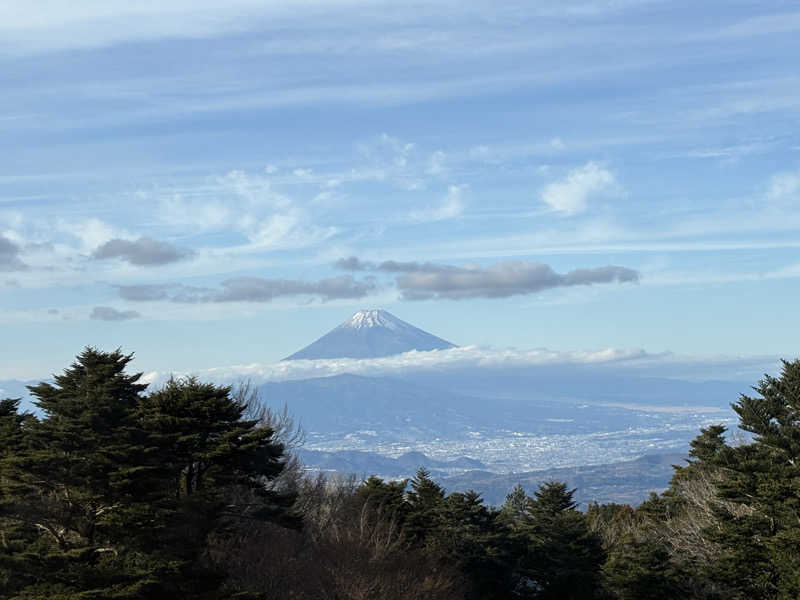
[210,471,464,599]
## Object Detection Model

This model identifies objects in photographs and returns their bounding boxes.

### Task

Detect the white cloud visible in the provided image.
[0,0,664,57]
[151,344,653,385]
[427,150,448,176]
[57,217,125,252]
[409,185,465,222]
[540,161,615,215]
[0,0,302,55]
[157,169,336,251]
[134,344,781,391]
[766,171,800,203]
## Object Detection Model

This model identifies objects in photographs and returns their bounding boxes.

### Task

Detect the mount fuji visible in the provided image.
[284,309,456,360]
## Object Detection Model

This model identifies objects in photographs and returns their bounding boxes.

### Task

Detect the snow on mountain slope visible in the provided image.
[284,309,456,360]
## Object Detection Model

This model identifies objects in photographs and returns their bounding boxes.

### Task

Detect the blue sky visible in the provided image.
[1,0,799,381]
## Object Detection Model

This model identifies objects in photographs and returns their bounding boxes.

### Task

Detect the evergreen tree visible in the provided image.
[499,483,530,528]
[0,398,39,597]
[515,481,604,600]
[603,536,686,600]
[688,425,728,464]
[356,475,408,524]
[404,467,446,544]
[1,349,296,599]
[531,481,578,514]
[138,376,297,523]
[430,490,514,600]
[5,348,164,599]
[703,361,800,599]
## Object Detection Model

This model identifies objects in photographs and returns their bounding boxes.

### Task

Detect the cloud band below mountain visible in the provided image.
[140,345,779,389]
[146,345,652,385]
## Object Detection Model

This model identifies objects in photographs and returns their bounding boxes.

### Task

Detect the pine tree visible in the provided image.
[357,475,408,523]
[431,490,514,600]
[2,349,297,599]
[603,536,686,600]
[499,483,530,528]
[515,481,604,600]
[137,376,299,552]
[6,348,164,599]
[404,467,446,545]
[704,361,800,599]
[0,398,39,596]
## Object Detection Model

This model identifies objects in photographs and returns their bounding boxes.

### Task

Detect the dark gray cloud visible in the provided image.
[115,275,376,304]
[336,256,639,299]
[395,260,639,300]
[334,256,368,270]
[563,266,640,286]
[214,275,377,302]
[335,256,455,273]
[0,235,27,271]
[93,236,193,266]
[116,283,175,301]
[90,306,141,321]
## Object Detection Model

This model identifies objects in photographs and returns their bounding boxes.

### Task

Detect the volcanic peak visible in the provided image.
[284,309,456,360]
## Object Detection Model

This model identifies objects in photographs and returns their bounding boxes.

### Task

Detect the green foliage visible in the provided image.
[709,360,800,599]
[603,536,685,600]
[514,482,605,600]
[356,475,408,522]
[688,425,727,463]
[1,348,295,599]
[499,483,529,528]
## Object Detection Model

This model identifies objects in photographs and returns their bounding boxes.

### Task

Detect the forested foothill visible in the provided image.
[3,349,800,599]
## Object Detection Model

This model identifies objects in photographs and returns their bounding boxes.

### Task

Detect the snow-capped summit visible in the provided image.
[344,309,401,331]
[284,309,456,360]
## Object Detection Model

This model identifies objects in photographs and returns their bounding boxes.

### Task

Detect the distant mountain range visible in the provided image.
[299,447,684,508]
[442,452,685,507]
[284,309,455,360]
[299,448,486,478]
